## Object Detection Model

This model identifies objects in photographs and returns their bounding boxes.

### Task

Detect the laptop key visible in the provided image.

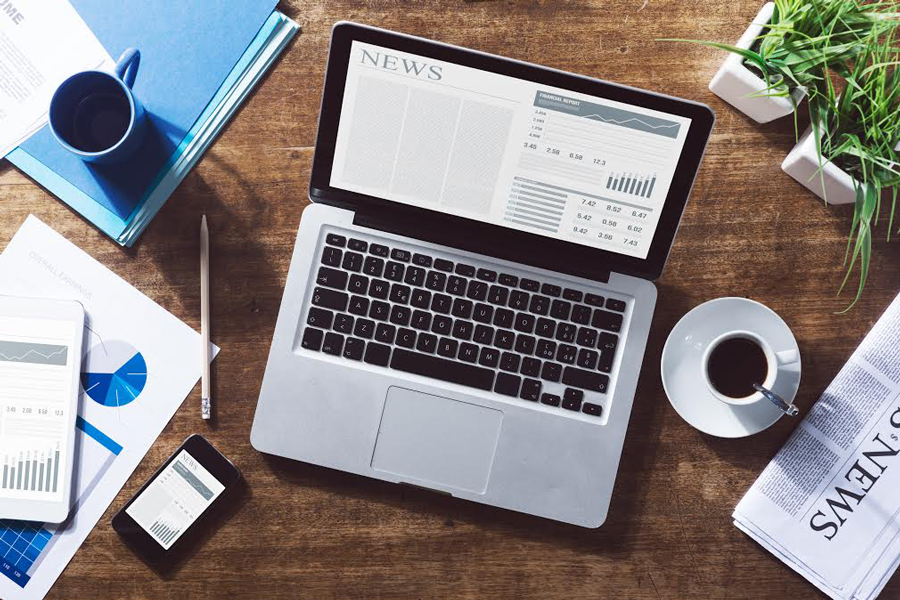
[541,362,562,383]
[493,308,514,328]
[585,293,604,307]
[494,329,515,350]
[316,266,348,290]
[592,309,623,332]
[477,268,497,282]
[556,343,577,364]
[369,301,390,321]
[562,368,609,393]
[473,303,494,324]
[521,357,541,377]
[364,342,391,367]
[363,256,384,278]
[322,332,344,356]
[541,283,561,297]
[411,310,431,331]
[520,278,539,292]
[458,342,478,363]
[514,313,535,333]
[447,275,467,296]
[391,248,411,262]
[416,333,437,354]
[550,299,571,320]
[515,334,536,354]
[466,281,488,301]
[306,307,333,329]
[301,327,323,351]
[598,332,618,373]
[368,280,389,299]
[499,273,518,287]
[529,295,550,315]
[431,293,452,313]
[535,318,555,339]
[325,233,346,247]
[473,324,494,345]
[390,349,494,390]
[370,243,389,257]
[375,323,396,344]
[425,271,447,291]
[494,373,521,397]
[541,393,561,407]
[571,305,591,325]
[343,338,365,360]
[410,288,431,309]
[341,251,363,272]
[606,298,626,312]
[488,285,508,306]
[509,290,529,310]
[404,266,425,287]
[348,295,369,316]
[452,320,473,340]
[312,287,348,312]
[583,403,603,416]
[576,327,597,347]
[434,258,454,272]
[348,274,368,295]
[412,253,432,267]
[354,318,375,339]
[578,348,598,369]
[499,352,520,372]
[389,305,411,326]
[556,323,577,343]
[478,347,500,368]
[432,315,452,336]
[396,328,416,348]
[334,314,354,334]
[451,298,473,319]
[562,388,583,411]
[437,337,458,358]
[536,340,557,360]
[520,378,541,402]
[321,246,342,267]
[385,261,405,281]
[348,238,368,252]
[563,288,583,302]
[455,263,475,277]
[389,284,410,304]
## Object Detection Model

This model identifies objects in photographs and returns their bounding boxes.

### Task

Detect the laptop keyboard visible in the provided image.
[300,231,628,419]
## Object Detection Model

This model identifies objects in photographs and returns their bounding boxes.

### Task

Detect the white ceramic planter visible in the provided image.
[708,2,806,123]
[782,126,859,205]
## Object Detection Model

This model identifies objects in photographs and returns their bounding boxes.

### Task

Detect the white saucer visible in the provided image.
[661,297,801,438]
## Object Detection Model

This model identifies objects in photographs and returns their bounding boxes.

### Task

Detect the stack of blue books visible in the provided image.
[8,1,298,246]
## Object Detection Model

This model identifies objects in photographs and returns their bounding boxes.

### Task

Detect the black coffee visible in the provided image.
[707,337,768,398]
[69,85,131,152]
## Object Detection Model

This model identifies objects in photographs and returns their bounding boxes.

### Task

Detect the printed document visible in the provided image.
[0,0,111,157]
[0,216,216,600]
[734,292,900,600]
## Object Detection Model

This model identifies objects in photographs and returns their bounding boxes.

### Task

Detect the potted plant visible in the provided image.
[663,0,894,125]
[783,30,900,308]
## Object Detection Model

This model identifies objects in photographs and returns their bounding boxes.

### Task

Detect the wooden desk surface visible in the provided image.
[1,1,897,598]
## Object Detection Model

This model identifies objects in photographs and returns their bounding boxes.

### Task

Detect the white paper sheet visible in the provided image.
[0,215,216,600]
[0,0,111,158]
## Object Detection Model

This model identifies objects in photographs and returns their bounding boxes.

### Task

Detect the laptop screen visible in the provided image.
[329,40,693,260]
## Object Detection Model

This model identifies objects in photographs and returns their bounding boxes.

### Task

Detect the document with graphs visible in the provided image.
[733,292,900,600]
[330,40,692,259]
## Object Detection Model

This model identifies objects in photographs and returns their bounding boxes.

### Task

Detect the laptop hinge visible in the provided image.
[352,209,612,285]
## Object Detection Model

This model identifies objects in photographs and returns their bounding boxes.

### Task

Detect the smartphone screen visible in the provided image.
[124,449,226,549]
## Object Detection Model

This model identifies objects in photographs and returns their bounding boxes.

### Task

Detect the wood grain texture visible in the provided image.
[0,1,897,598]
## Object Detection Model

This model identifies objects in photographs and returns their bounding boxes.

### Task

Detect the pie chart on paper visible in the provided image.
[81,340,148,407]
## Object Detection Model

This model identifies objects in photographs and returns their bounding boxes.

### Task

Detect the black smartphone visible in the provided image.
[112,435,241,567]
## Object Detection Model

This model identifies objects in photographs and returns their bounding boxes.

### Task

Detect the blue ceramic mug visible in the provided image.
[49,49,145,164]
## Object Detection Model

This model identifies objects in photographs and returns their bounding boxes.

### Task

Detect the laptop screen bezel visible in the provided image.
[309,22,715,281]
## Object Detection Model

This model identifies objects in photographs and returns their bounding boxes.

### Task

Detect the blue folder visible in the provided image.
[12,0,277,235]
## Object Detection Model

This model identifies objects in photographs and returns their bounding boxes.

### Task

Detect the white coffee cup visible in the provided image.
[701,330,800,408]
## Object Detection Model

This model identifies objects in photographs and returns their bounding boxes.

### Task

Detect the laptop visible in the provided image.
[251,22,714,527]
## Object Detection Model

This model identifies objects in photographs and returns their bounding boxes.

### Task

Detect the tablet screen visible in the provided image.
[329,40,693,260]
[0,316,78,502]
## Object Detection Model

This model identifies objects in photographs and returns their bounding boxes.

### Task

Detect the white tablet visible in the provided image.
[0,296,84,523]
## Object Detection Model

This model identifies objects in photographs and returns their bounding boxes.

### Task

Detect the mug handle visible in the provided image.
[114,48,141,89]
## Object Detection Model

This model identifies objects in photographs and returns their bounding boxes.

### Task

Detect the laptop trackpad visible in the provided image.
[371,387,503,495]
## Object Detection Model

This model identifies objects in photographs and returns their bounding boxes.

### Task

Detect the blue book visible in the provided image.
[8,0,281,245]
